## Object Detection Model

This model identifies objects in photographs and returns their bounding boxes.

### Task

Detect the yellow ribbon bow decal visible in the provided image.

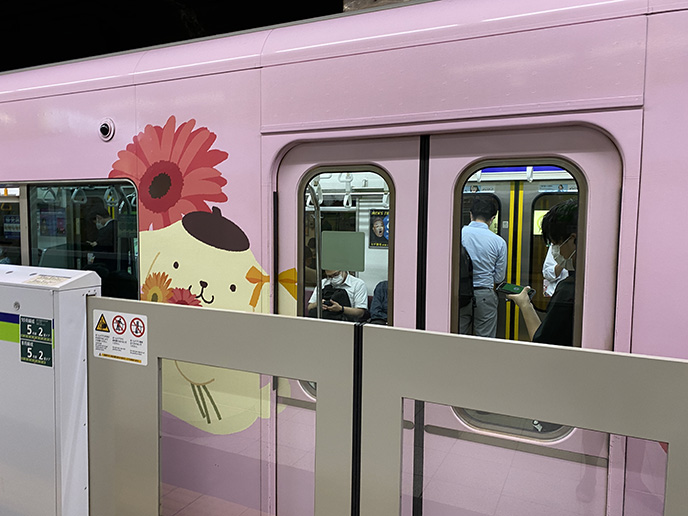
[246,266,270,311]
[245,267,299,312]
[277,268,298,300]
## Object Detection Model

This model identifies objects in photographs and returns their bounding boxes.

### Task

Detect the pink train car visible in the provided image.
[1,0,686,515]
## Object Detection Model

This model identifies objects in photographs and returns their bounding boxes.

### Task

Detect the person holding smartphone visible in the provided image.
[508,199,578,346]
[307,270,368,321]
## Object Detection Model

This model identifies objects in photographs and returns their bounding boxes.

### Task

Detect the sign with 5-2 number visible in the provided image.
[20,316,53,367]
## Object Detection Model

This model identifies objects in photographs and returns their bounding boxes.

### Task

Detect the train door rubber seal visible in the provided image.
[351,321,365,516]
[414,135,431,516]
[272,191,279,314]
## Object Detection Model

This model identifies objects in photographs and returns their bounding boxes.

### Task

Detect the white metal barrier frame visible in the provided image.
[87,297,688,515]
[87,297,357,516]
[359,325,688,516]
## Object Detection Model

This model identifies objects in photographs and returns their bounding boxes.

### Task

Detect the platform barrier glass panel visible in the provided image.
[403,400,607,516]
[161,360,307,515]
[276,378,317,516]
[625,437,668,516]
[401,400,667,516]
[360,325,684,516]
[89,297,352,516]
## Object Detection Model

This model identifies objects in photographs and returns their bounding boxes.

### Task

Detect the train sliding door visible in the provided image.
[276,137,421,329]
[414,126,623,516]
[275,137,421,516]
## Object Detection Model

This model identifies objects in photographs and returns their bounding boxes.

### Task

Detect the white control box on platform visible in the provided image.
[0,265,100,516]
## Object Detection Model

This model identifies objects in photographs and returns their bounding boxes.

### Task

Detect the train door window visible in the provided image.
[301,168,393,325]
[0,188,23,265]
[27,183,139,299]
[454,163,582,439]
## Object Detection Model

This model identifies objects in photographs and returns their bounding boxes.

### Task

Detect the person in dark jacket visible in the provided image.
[508,199,578,346]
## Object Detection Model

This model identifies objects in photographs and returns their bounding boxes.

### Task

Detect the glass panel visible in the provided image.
[624,437,668,516]
[28,184,138,298]
[401,398,419,516]
[458,165,580,344]
[276,377,317,516]
[303,170,391,325]
[402,400,663,516]
[0,201,21,264]
[161,361,317,516]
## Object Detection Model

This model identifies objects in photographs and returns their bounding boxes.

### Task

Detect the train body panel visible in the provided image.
[633,9,688,358]
[1,1,687,515]
[0,87,136,182]
[262,16,646,133]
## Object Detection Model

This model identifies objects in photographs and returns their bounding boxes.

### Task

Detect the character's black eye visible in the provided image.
[229,284,237,292]
[173,261,179,269]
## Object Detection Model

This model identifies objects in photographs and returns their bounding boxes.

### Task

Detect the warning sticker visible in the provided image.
[95,314,110,332]
[93,310,147,366]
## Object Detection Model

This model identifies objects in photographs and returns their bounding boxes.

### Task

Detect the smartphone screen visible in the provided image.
[498,283,524,294]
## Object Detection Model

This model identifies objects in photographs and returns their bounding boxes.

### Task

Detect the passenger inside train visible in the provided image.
[542,244,569,297]
[507,199,578,346]
[458,195,507,338]
[302,170,392,323]
[307,269,368,321]
[369,280,388,324]
[86,205,118,272]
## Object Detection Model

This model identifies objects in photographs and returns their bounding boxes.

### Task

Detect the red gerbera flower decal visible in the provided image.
[169,288,202,306]
[110,116,228,230]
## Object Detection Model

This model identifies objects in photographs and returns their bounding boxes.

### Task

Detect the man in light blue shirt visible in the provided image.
[460,196,507,337]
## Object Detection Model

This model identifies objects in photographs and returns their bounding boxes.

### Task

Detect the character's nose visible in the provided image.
[200,280,208,289]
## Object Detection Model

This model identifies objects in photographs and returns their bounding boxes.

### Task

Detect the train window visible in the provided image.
[301,168,393,325]
[27,183,139,299]
[0,188,22,265]
[454,163,582,439]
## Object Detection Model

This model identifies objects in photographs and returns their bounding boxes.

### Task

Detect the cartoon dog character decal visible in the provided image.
[140,207,288,434]
[111,117,301,434]
[141,206,269,312]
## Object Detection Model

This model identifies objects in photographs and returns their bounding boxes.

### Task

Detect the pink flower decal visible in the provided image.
[110,116,228,230]
[169,288,203,306]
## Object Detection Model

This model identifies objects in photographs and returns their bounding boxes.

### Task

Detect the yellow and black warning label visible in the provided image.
[95,314,110,333]
[93,309,148,366]
[99,353,141,364]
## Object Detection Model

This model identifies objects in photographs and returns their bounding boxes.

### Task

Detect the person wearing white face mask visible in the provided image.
[508,199,578,346]
[307,269,368,321]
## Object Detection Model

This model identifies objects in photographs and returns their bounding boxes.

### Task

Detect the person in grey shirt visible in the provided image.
[459,196,507,337]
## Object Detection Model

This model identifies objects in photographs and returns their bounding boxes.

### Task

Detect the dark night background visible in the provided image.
[0,1,347,73]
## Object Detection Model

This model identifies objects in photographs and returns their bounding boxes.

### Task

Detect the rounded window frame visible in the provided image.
[296,164,396,322]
